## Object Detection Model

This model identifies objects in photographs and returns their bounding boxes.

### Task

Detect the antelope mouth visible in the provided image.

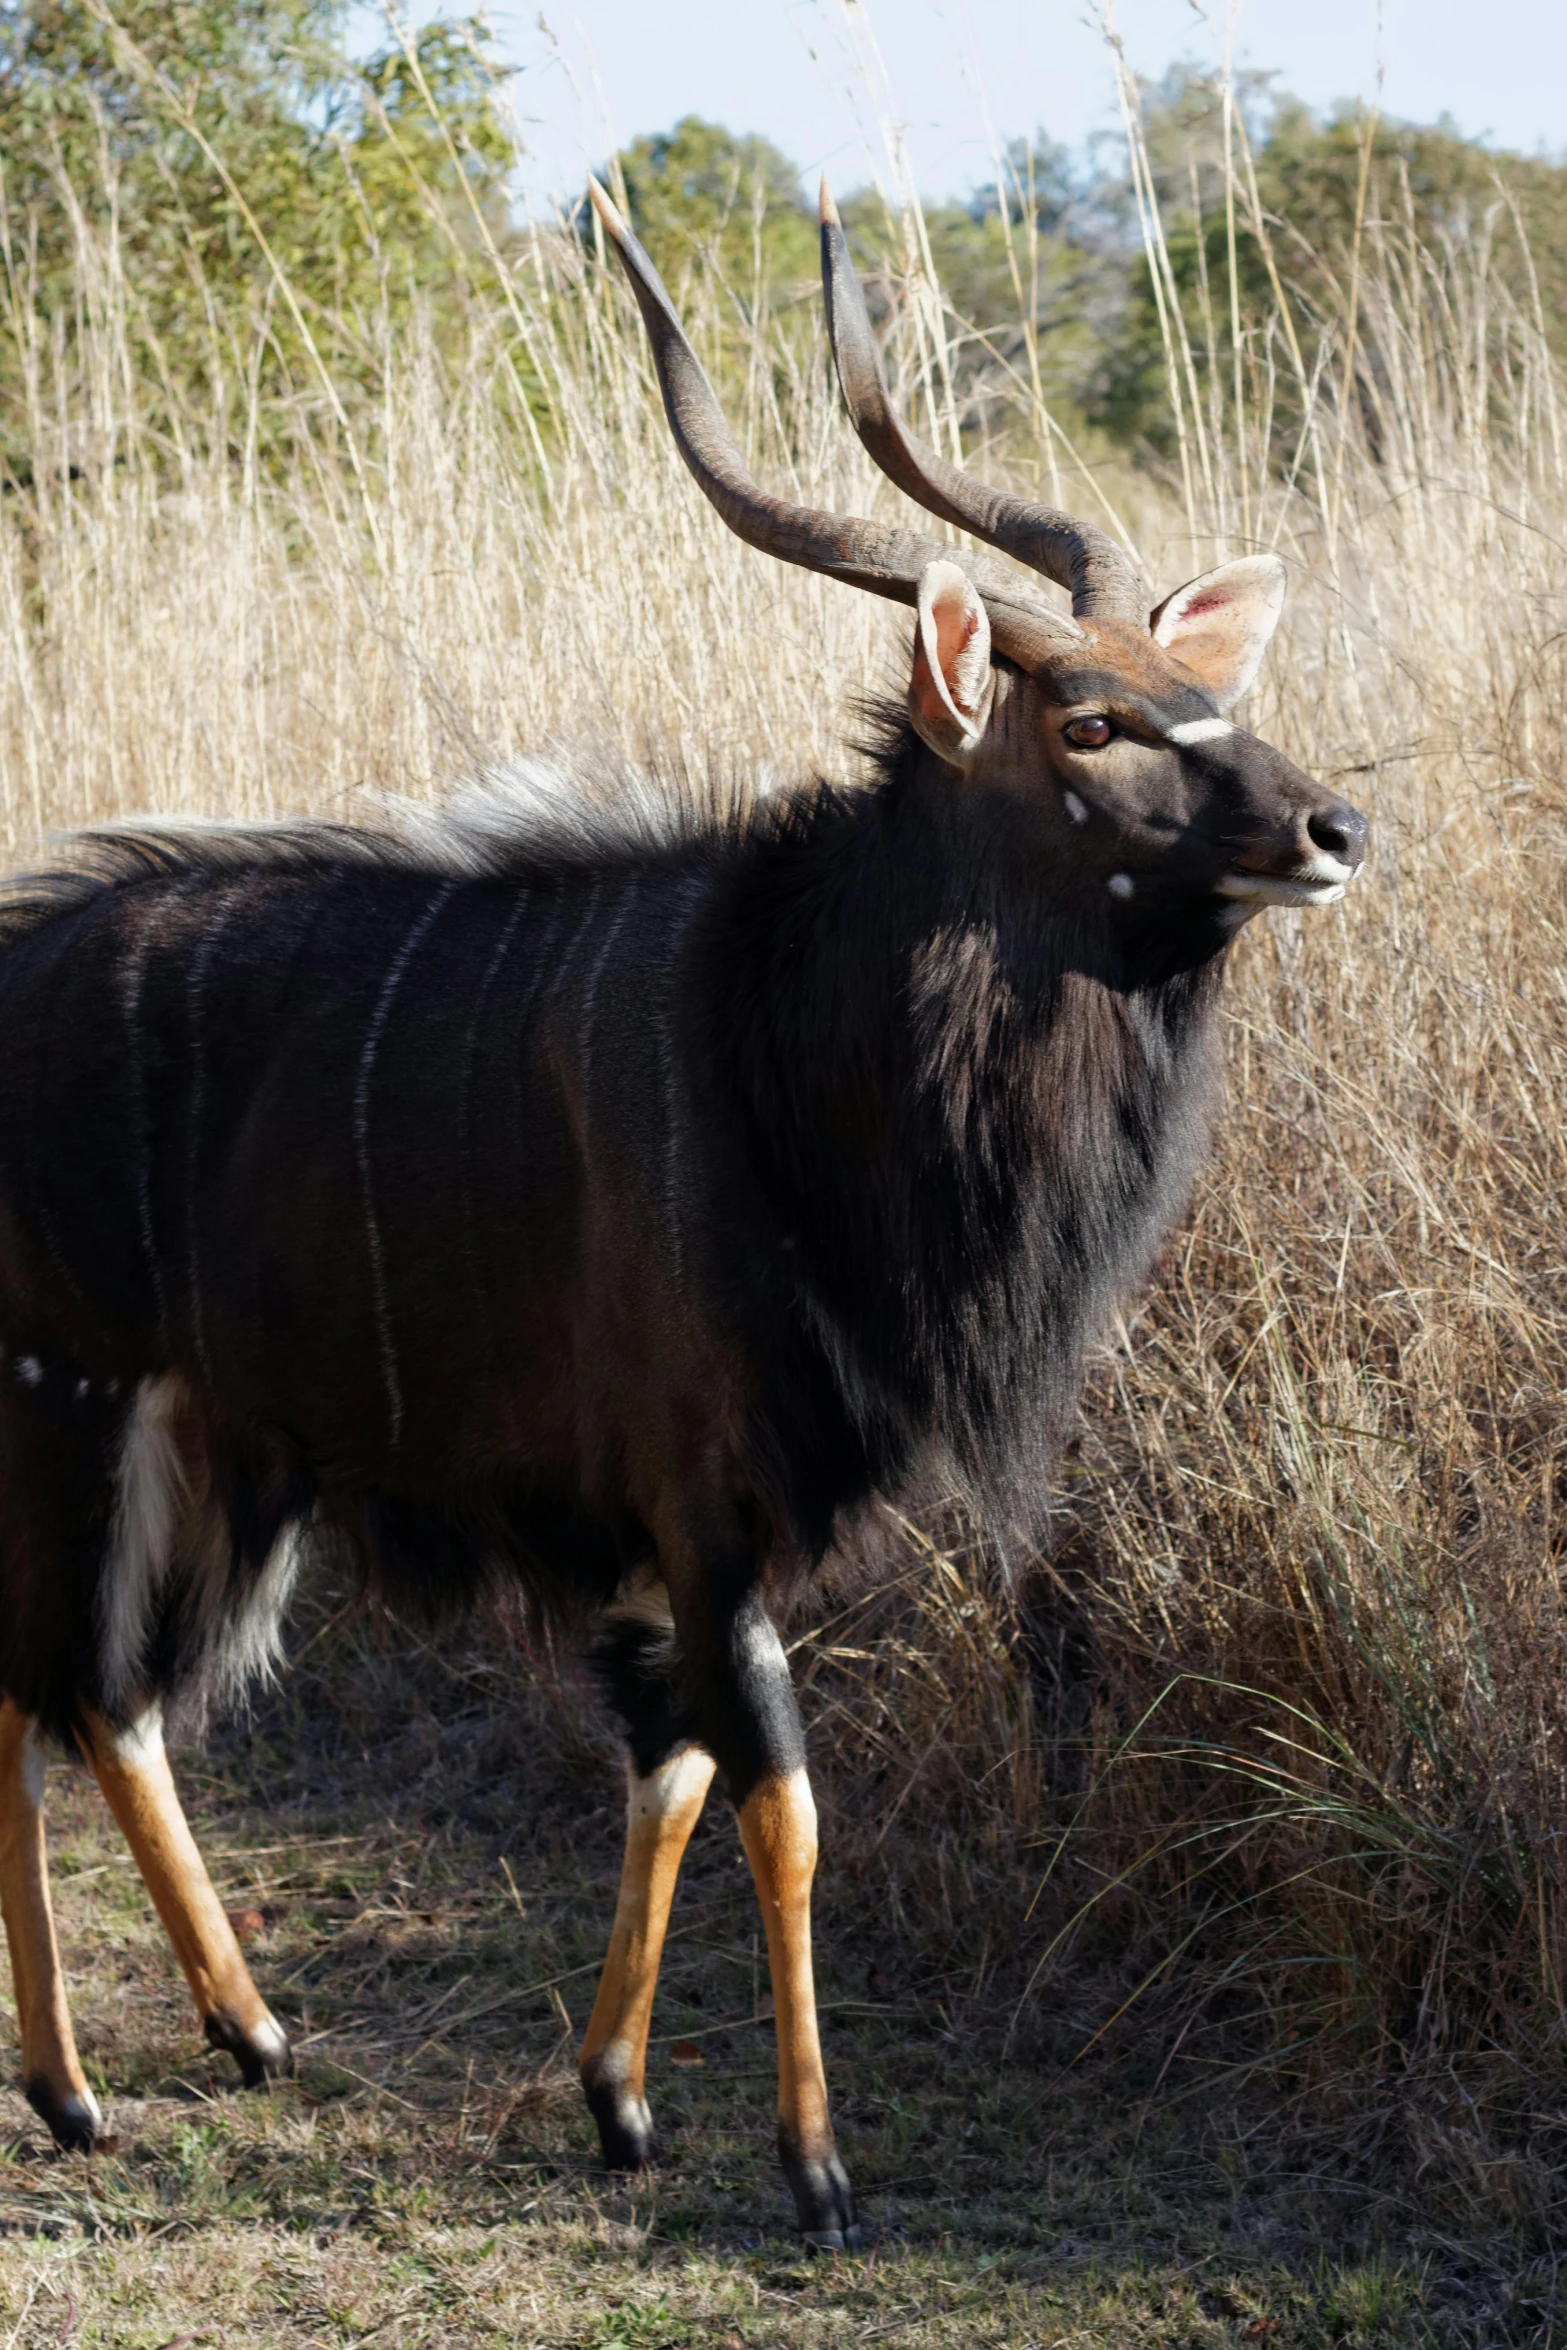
[1215,854,1358,910]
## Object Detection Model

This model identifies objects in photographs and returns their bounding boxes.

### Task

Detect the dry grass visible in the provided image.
[2,66,1567,2344]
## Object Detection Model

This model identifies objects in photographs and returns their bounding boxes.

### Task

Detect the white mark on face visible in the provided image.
[1064,791,1088,826]
[15,1355,42,1385]
[1108,872,1135,900]
[1215,859,1353,908]
[1166,717,1234,746]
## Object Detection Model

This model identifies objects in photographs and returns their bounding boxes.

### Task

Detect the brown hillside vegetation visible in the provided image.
[2,33,1567,2350]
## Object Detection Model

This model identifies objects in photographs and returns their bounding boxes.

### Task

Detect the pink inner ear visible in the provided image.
[1151,555,1284,706]
[1176,588,1236,620]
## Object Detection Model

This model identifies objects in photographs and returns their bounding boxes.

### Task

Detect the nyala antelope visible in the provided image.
[0,180,1365,2247]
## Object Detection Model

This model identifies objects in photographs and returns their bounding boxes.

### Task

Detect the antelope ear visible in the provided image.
[1150,554,1286,712]
[909,560,994,767]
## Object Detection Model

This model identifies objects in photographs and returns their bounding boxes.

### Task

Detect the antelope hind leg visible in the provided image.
[0,1699,102,2148]
[579,1742,716,2167]
[82,1706,291,2087]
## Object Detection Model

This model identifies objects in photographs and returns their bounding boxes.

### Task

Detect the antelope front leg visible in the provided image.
[81,1707,291,2088]
[737,1760,856,2249]
[0,1700,101,2148]
[681,1589,858,2251]
[579,1744,716,2166]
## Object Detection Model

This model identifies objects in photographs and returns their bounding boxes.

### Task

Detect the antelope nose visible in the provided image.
[1306,802,1368,867]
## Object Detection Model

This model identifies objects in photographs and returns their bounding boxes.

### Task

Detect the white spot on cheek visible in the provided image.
[1064,791,1088,825]
[15,1356,42,1386]
[1166,717,1234,746]
[1108,873,1135,900]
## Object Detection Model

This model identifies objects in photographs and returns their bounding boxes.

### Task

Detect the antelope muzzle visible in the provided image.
[1212,742,1369,909]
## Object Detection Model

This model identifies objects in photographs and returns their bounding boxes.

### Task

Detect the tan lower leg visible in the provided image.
[0,1699,100,2146]
[82,1706,289,2083]
[580,1745,716,2165]
[737,1767,833,2163]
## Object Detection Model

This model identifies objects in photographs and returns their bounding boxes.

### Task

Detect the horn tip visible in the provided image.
[818,176,841,230]
[587,175,628,243]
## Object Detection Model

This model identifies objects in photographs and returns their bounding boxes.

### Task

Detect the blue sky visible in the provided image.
[353,3,1567,211]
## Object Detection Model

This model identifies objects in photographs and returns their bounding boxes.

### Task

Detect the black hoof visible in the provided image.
[204,2009,293,2089]
[779,2122,858,2250]
[24,2075,103,2153]
[803,2223,863,2255]
[582,2066,658,2172]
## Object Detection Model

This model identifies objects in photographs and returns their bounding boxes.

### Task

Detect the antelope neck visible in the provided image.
[712,738,1229,1514]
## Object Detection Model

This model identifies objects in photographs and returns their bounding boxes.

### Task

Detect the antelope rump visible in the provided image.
[0,181,1366,2248]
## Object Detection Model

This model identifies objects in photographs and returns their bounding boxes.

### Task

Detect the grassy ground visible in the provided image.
[1,1590,1562,2348]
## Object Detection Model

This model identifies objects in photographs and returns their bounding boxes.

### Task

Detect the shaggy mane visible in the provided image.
[0,746,813,952]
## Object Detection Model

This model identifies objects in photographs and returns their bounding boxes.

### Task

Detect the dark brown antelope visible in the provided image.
[0,178,1363,2248]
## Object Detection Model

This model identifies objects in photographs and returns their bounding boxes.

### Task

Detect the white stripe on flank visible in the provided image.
[578,878,639,1098]
[184,885,246,1383]
[355,884,458,1447]
[657,876,707,1285]
[122,916,169,1340]
[1166,716,1234,745]
[455,886,535,1324]
[549,879,604,1006]
[511,886,567,1032]
[461,891,533,1099]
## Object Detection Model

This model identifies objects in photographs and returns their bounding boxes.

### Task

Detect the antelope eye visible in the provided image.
[1064,715,1112,749]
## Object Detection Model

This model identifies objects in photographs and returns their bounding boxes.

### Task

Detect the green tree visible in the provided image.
[0,1,516,466]
[1081,69,1567,456]
[827,140,1126,479]
[610,115,816,307]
